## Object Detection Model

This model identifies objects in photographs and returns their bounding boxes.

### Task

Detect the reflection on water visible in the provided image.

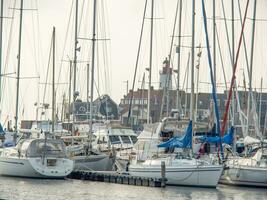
[0,177,266,200]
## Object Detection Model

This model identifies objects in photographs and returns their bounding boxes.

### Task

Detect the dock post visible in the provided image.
[161,161,166,187]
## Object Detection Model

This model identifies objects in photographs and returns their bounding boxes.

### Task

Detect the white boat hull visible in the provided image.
[220,165,267,187]
[129,164,223,187]
[0,157,73,178]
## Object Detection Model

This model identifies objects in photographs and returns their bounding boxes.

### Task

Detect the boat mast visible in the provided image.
[89,0,97,135]
[213,0,216,88]
[86,63,89,127]
[259,77,262,129]
[176,0,182,116]
[52,27,56,134]
[126,0,147,126]
[231,0,235,127]
[14,0,24,143]
[68,60,72,134]
[246,0,257,136]
[190,0,195,123]
[0,0,3,105]
[73,0,78,101]
[147,0,154,124]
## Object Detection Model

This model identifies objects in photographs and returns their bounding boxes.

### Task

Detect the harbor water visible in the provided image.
[0,176,266,200]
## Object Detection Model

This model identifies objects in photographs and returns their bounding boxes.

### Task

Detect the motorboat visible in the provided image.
[0,138,74,178]
[92,122,138,152]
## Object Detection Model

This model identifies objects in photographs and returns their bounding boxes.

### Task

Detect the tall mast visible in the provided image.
[86,63,89,125]
[0,0,3,105]
[231,0,235,126]
[89,0,97,135]
[52,27,56,133]
[176,0,182,115]
[247,0,257,135]
[73,0,78,99]
[14,0,24,143]
[213,0,216,88]
[190,0,195,122]
[68,61,72,133]
[147,0,154,124]
[259,77,263,129]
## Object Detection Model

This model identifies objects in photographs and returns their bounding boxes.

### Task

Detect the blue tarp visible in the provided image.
[200,126,234,145]
[3,140,15,147]
[0,123,5,136]
[158,121,192,149]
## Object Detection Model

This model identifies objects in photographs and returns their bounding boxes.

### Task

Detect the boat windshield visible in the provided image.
[121,136,131,144]
[109,135,121,144]
[27,139,67,158]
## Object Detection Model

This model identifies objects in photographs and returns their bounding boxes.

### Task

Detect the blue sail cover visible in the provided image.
[158,121,192,149]
[200,126,234,145]
[0,123,5,136]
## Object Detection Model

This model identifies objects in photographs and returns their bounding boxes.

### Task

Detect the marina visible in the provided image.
[0,0,267,199]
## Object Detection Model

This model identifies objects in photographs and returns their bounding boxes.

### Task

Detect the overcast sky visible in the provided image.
[0,0,267,124]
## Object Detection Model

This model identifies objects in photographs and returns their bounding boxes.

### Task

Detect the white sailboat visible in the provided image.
[0,138,73,178]
[220,136,267,187]
[64,0,115,171]
[128,0,224,187]
[128,121,224,187]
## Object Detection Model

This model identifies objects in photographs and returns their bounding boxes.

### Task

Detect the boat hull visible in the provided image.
[0,157,73,178]
[220,165,267,187]
[73,154,115,171]
[129,164,223,187]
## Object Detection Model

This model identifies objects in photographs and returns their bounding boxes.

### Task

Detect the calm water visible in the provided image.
[0,177,266,200]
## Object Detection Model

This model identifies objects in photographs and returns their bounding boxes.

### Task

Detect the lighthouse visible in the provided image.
[159,57,172,90]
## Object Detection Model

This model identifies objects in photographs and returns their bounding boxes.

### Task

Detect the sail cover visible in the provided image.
[158,121,192,149]
[200,126,234,145]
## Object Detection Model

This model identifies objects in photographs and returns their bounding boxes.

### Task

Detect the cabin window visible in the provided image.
[130,136,138,144]
[109,135,121,144]
[120,136,131,144]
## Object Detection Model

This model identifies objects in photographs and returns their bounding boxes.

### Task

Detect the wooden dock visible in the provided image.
[68,170,166,187]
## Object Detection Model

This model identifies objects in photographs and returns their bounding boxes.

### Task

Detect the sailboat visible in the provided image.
[220,136,267,187]
[128,0,224,187]
[128,121,224,187]
[66,0,115,171]
[0,137,74,178]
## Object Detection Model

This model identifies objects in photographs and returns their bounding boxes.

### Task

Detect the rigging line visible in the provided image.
[30,0,38,77]
[56,0,74,92]
[215,26,227,91]
[127,0,148,125]
[201,0,221,135]
[201,0,224,160]
[42,30,53,108]
[103,0,111,95]
[221,0,251,137]
[237,0,250,79]
[99,0,109,94]
[220,0,237,122]
[220,0,233,65]
[159,0,180,120]
[182,52,190,91]
[1,0,16,107]
[34,0,44,81]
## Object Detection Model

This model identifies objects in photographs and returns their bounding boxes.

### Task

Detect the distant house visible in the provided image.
[65,94,119,122]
